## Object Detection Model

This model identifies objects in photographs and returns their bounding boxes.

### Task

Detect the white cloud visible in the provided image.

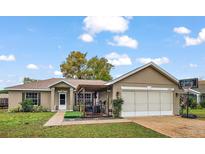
[79,33,93,42]
[173,27,191,35]
[83,16,130,35]
[48,64,53,69]
[26,64,39,70]
[185,28,205,46]
[108,35,138,49]
[137,57,170,65]
[54,71,62,76]
[105,52,132,66]
[189,63,198,68]
[0,54,16,61]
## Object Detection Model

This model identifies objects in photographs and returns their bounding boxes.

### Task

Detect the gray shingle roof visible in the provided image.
[6,78,107,90]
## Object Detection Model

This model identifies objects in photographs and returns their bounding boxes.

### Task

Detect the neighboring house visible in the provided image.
[5,62,181,117]
[192,81,205,103]
[0,93,9,109]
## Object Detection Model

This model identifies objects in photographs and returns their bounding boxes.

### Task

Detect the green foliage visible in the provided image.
[112,98,124,118]
[200,101,205,108]
[0,90,8,94]
[23,77,37,84]
[8,105,22,113]
[60,51,87,79]
[0,111,166,137]
[86,56,113,81]
[64,111,83,118]
[33,105,48,112]
[60,51,113,81]
[196,104,203,109]
[20,99,34,112]
[18,99,48,112]
[188,97,197,109]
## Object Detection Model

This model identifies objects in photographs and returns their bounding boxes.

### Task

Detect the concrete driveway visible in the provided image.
[129,116,205,138]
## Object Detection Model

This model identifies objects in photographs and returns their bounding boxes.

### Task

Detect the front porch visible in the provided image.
[74,84,112,117]
[50,81,113,117]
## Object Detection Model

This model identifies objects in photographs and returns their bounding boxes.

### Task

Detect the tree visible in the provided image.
[60,51,114,81]
[60,51,87,79]
[23,77,37,84]
[86,56,113,81]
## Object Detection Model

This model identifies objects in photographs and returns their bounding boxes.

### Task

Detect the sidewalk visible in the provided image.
[44,111,131,127]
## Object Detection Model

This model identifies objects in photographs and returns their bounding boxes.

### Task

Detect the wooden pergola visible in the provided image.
[76,84,111,117]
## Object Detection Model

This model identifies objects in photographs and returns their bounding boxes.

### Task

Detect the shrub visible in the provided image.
[197,104,203,109]
[20,99,34,112]
[8,105,22,112]
[112,98,124,118]
[200,101,205,108]
[189,97,197,109]
[32,105,48,112]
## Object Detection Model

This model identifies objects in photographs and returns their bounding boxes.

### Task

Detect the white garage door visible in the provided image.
[121,87,173,117]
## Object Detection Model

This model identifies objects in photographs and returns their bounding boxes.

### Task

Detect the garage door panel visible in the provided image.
[135,104,147,111]
[160,91,173,111]
[121,88,173,117]
[148,104,161,111]
[135,91,147,103]
[148,91,160,113]
[122,91,135,112]
[148,91,160,103]
[135,91,148,112]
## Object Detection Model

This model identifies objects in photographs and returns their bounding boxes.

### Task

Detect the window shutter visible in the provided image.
[22,92,25,102]
[38,92,41,106]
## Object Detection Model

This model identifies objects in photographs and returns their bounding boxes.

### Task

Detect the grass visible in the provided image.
[0,110,167,138]
[188,108,205,120]
[64,111,83,118]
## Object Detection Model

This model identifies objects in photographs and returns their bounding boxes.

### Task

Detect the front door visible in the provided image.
[59,93,67,110]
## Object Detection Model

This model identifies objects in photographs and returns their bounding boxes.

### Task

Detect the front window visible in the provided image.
[75,92,93,105]
[25,92,40,105]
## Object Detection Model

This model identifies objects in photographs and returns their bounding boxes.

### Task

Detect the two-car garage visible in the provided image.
[107,62,180,117]
[121,86,174,117]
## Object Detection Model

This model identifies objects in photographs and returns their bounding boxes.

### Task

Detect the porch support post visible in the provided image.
[197,94,201,104]
[107,91,109,116]
[69,88,74,111]
[51,87,55,112]
[83,88,86,117]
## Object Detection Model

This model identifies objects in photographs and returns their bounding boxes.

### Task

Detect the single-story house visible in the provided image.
[187,80,205,104]
[6,62,181,117]
[0,93,9,108]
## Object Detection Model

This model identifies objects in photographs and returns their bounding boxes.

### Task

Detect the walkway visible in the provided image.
[44,111,131,127]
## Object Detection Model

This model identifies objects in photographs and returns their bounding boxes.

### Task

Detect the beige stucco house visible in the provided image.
[6,62,181,117]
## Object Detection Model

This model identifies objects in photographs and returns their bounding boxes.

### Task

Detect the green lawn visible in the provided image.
[0,110,166,138]
[188,108,205,120]
[64,111,83,118]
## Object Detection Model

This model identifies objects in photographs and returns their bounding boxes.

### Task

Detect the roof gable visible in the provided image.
[48,80,76,88]
[106,62,178,85]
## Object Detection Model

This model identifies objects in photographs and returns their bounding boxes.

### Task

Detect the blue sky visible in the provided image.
[0,16,205,89]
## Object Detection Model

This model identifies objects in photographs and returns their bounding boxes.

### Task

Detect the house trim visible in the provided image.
[121,86,175,91]
[48,80,76,89]
[5,88,51,91]
[106,62,179,85]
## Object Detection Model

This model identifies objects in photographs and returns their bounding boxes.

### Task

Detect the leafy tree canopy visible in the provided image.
[23,77,37,84]
[60,51,87,79]
[60,51,113,81]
